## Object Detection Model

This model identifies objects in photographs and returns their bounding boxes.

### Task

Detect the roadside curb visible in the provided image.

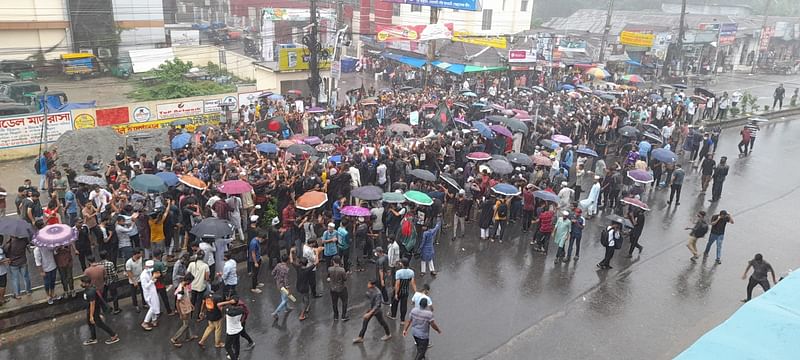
[701,107,800,129]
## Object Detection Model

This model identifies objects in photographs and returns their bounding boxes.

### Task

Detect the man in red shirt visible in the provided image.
[737,126,751,155]
[531,202,555,254]
[282,200,296,231]
[522,184,536,232]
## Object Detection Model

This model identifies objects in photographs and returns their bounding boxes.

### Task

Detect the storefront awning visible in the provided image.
[432,61,507,75]
[383,53,427,69]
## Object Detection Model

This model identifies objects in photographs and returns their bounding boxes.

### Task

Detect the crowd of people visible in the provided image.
[0,66,788,359]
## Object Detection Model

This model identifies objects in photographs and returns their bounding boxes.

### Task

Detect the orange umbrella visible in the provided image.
[296,191,328,210]
[178,174,207,190]
[277,139,296,148]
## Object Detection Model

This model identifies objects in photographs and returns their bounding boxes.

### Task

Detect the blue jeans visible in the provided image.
[272,292,289,316]
[9,265,32,296]
[704,233,724,260]
[43,269,57,291]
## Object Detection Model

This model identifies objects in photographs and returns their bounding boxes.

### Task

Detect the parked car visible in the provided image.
[0,60,37,80]
[0,103,31,116]
[0,81,42,103]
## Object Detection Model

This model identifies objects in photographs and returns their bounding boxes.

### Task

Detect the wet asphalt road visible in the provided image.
[2,117,800,360]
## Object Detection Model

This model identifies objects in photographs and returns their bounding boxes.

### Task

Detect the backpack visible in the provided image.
[34,158,42,174]
[600,229,609,247]
[694,221,709,238]
[496,202,508,218]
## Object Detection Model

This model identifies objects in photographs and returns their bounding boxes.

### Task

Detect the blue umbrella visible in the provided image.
[256,142,278,154]
[213,141,238,150]
[576,147,599,157]
[462,91,478,97]
[171,133,192,149]
[492,183,521,196]
[533,190,559,203]
[651,148,677,164]
[268,94,284,101]
[329,155,343,164]
[649,93,663,101]
[558,84,575,91]
[471,121,495,139]
[155,172,179,187]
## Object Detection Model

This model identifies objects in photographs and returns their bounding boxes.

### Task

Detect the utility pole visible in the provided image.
[675,0,687,77]
[306,0,321,106]
[598,0,615,63]
[424,7,439,89]
[751,0,772,74]
[326,0,345,109]
[38,86,49,161]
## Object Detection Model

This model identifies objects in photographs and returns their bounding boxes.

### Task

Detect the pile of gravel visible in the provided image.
[53,127,170,169]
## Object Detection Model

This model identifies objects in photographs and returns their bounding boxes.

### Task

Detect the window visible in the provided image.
[411,4,422,12]
[392,3,400,16]
[482,9,493,30]
[521,0,529,11]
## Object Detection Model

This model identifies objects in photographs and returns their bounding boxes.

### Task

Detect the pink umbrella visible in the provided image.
[621,197,650,211]
[307,107,325,113]
[32,224,76,248]
[341,206,371,217]
[217,180,253,195]
[303,136,321,145]
[466,152,492,161]
[454,118,470,126]
[490,104,506,111]
[490,124,513,138]
[513,109,529,116]
[531,154,552,166]
[422,103,437,109]
[514,113,533,121]
[552,134,572,144]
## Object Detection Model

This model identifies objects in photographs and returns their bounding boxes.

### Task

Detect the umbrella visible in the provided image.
[514,113,533,121]
[651,148,677,164]
[642,132,663,144]
[491,154,508,161]
[492,183,520,196]
[462,91,478,97]
[408,88,423,94]
[531,86,548,93]
[421,103,437,109]
[539,139,559,150]
[627,169,654,183]
[471,121,494,139]
[690,95,708,103]
[531,155,553,166]
[323,133,338,142]
[382,192,406,204]
[178,174,207,190]
[217,180,253,195]
[130,174,168,193]
[399,85,414,91]
[585,67,610,79]
[316,144,335,153]
[31,224,76,248]
[388,123,413,134]
[618,126,640,137]
[404,190,433,206]
[533,190,559,202]
[341,206,372,217]
[454,118,471,126]
[490,103,506,111]
[612,106,628,117]
[408,169,436,182]
[303,136,321,145]
[672,83,688,89]
[307,107,326,113]
[507,152,533,166]
[558,84,575,91]
[472,102,487,108]
[258,91,274,98]
[453,102,468,109]
[328,155,343,164]
[466,152,491,161]
[552,134,572,144]
[649,94,663,102]
[695,88,715,98]
[567,91,583,99]
[516,86,532,92]
[479,107,493,113]
[155,172,179,186]
[213,141,238,150]
[621,74,644,84]
[499,118,528,134]
[621,197,650,211]
[268,94,284,101]
[643,124,661,135]
[490,124,512,138]
[287,89,302,95]
[513,109,529,116]
[487,115,507,123]
[287,144,317,156]
[75,175,106,187]
[277,140,296,148]
[576,147,598,157]
[171,133,192,149]
[256,142,278,154]
[351,185,383,201]
[296,191,328,210]
[600,94,616,101]
[343,125,359,132]
[606,214,634,228]
[170,118,191,126]
[439,174,462,191]
[487,159,513,174]
[290,134,307,142]
[323,124,341,130]
[190,218,234,238]
[0,217,35,238]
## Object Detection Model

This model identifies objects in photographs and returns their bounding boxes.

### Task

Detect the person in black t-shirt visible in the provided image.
[741,253,776,302]
[704,210,734,264]
[79,275,119,346]
[699,154,715,193]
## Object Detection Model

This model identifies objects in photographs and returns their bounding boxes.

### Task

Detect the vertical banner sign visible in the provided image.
[718,23,738,46]
[759,26,774,51]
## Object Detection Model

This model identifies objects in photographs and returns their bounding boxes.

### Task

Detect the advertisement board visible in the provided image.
[96,106,130,126]
[0,112,73,149]
[619,31,655,47]
[156,100,204,120]
[170,30,201,46]
[113,113,221,135]
[204,99,222,113]
[759,26,774,51]
[238,91,262,108]
[719,23,738,46]
[508,49,538,63]
[377,24,453,42]
[452,31,507,49]
[382,0,480,11]
[277,48,332,71]
[73,113,96,129]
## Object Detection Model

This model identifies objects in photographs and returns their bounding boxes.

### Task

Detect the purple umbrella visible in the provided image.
[340,206,372,217]
[307,107,325,113]
[490,124,513,138]
[627,169,654,183]
[217,180,254,195]
[552,134,572,144]
[454,118,471,126]
[32,224,77,248]
[304,136,321,145]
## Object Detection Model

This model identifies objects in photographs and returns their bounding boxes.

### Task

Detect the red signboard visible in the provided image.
[96,107,130,126]
[759,26,774,51]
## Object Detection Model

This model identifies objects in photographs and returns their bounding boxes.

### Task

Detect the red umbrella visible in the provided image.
[531,154,552,166]
[466,152,492,161]
[217,180,253,195]
[621,197,650,211]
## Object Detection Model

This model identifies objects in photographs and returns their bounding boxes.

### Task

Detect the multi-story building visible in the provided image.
[392,0,534,35]
[0,0,71,60]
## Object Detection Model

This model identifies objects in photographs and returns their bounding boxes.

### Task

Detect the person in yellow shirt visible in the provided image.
[491,197,510,243]
[149,200,171,256]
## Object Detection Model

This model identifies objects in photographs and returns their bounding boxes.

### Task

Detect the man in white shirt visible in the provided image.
[125,249,144,311]
[34,246,58,304]
[411,283,433,310]
[348,164,361,189]
[376,162,388,191]
[88,186,112,214]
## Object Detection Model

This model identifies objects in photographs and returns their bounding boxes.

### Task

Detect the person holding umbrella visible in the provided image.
[625,207,646,257]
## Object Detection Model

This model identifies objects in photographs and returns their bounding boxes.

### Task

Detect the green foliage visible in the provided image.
[729,107,740,117]
[258,197,279,229]
[128,58,236,101]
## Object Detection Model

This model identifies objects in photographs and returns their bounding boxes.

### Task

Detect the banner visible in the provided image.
[0,112,73,149]
[73,112,96,129]
[508,49,538,63]
[377,23,453,42]
[113,113,221,135]
[382,0,480,11]
[452,31,507,49]
[96,106,130,126]
[759,26,773,51]
[557,39,587,53]
[719,23,738,46]
[156,100,204,120]
[278,48,332,71]
[619,31,655,47]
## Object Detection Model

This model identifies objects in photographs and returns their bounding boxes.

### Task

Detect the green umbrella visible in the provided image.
[323,124,341,130]
[499,117,528,134]
[382,192,406,204]
[130,174,168,193]
[404,190,433,206]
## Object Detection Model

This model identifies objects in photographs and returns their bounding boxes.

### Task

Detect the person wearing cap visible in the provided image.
[579,175,601,218]
[553,210,572,264]
[321,222,340,267]
[557,181,574,210]
[566,208,585,261]
[140,259,161,331]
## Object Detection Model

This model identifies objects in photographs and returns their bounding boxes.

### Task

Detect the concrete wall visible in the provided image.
[393,0,531,35]
[0,0,70,60]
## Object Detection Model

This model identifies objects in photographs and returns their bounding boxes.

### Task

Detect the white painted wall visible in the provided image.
[393,0,532,35]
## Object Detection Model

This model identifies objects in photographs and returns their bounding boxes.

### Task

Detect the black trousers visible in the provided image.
[330,288,348,319]
[738,140,749,154]
[522,209,534,231]
[746,277,770,300]
[358,311,390,338]
[711,180,724,201]
[157,287,173,313]
[414,336,430,360]
[599,247,615,267]
[191,290,204,319]
[225,332,241,360]
[87,312,115,340]
[240,325,253,344]
[250,260,261,289]
[628,231,643,255]
[102,283,120,311]
[391,293,409,321]
[669,184,682,204]
[773,97,783,109]
[130,284,145,308]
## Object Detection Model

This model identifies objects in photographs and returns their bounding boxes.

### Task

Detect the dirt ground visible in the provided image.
[40,76,136,107]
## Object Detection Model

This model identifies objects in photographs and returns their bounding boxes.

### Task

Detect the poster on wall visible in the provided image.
[204,99,222,113]
[278,48,333,71]
[238,91,262,108]
[0,112,73,149]
[381,0,480,11]
[113,113,221,135]
[96,106,130,126]
[156,100,204,120]
[73,113,96,129]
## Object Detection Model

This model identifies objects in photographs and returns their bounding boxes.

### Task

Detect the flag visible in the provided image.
[432,103,452,131]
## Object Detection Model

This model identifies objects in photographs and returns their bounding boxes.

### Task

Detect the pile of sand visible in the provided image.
[53,128,170,169]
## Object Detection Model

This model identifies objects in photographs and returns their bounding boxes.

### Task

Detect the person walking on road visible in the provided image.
[140,260,161,331]
[710,157,729,202]
[553,211,571,264]
[705,210,734,264]
[418,220,441,276]
[699,153,715,194]
[270,255,292,320]
[171,273,197,347]
[353,280,392,344]
[389,258,416,322]
[738,126,751,155]
[328,255,349,321]
[403,298,442,360]
[565,208,585,261]
[79,275,120,346]
[773,83,785,110]
[743,120,760,154]
[685,211,709,261]
[667,164,685,206]
[626,207,645,257]
[741,253,776,302]
[597,221,622,269]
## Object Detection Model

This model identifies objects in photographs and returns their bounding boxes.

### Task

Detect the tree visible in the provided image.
[128,58,236,101]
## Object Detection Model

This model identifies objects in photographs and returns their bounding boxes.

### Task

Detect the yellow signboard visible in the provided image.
[112,113,221,135]
[452,31,507,49]
[619,31,655,47]
[73,113,96,129]
[278,48,332,72]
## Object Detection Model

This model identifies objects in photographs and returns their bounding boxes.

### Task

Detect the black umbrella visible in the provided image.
[642,132,663,144]
[351,185,383,201]
[408,169,436,182]
[618,126,640,137]
[612,106,628,117]
[439,174,462,191]
[323,133,338,142]
[399,86,413,91]
[487,159,514,175]
[695,87,715,98]
[287,143,317,156]
[0,218,35,238]
[190,218,234,238]
[507,152,534,167]
[606,214,634,228]
[453,102,468,109]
